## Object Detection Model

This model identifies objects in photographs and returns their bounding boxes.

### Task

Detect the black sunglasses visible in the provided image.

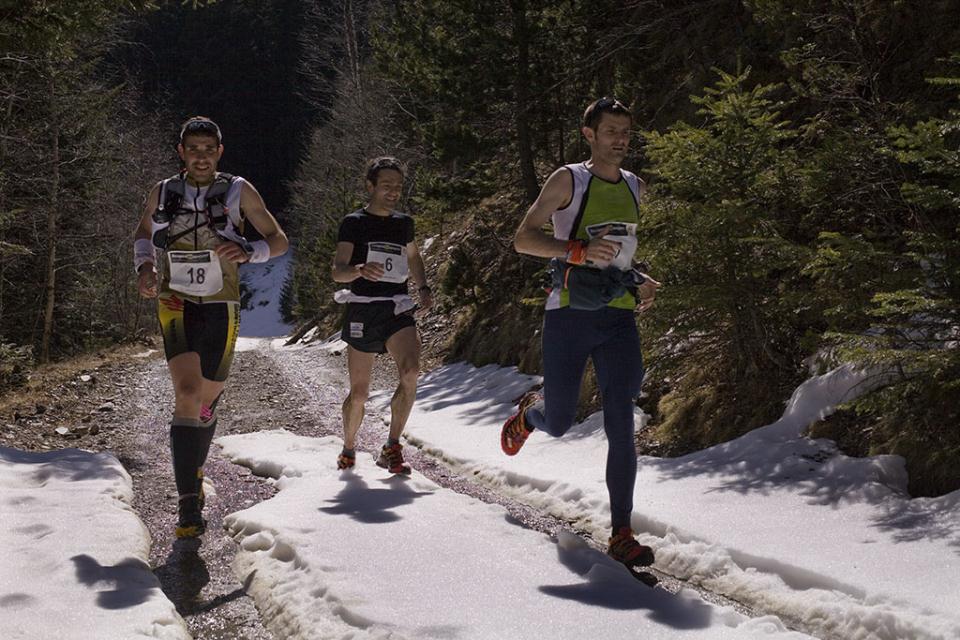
[180,120,222,142]
[595,96,627,111]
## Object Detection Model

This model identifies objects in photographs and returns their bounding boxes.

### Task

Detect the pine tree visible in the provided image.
[640,68,809,451]
[816,57,960,496]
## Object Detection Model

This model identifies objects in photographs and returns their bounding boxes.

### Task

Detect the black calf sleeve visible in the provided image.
[196,417,217,469]
[170,418,204,497]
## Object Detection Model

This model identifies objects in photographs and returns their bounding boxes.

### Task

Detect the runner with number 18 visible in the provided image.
[133,116,288,538]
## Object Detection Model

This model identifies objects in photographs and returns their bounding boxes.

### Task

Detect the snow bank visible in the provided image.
[0,447,189,640]
[399,362,960,640]
[239,250,292,338]
[218,431,812,640]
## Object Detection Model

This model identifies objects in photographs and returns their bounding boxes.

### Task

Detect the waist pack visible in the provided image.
[549,258,644,310]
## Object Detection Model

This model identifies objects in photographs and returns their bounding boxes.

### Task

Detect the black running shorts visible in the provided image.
[157,292,240,381]
[340,301,416,354]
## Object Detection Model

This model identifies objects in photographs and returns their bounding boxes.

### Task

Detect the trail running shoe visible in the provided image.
[607,527,655,567]
[376,443,411,475]
[337,451,356,470]
[500,391,541,456]
[175,495,206,539]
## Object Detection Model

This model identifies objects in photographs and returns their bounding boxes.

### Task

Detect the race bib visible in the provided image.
[167,250,224,296]
[585,222,637,271]
[366,242,409,283]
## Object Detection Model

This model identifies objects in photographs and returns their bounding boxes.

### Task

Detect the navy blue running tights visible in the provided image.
[525,306,644,532]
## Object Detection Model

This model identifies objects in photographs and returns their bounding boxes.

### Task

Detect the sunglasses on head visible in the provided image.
[180,120,221,142]
[595,96,626,111]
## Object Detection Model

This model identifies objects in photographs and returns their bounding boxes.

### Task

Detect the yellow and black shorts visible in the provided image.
[157,292,240,382]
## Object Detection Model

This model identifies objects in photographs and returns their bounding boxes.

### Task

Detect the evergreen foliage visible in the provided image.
[811,59,960,495]
[285,0,960,493]
[1,1,167,376]
[639,68,809,450]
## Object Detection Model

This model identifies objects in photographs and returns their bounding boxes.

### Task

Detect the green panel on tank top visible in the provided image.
[561,176,638,309]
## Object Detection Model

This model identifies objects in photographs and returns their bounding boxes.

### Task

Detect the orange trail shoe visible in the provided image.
[376,443,411,475]
[607,527,655,567]
[500,391,541,456]
[336,451,356,470]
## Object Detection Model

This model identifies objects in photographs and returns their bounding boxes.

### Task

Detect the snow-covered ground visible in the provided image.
[221,342,960,639]
[399,362,960,640]
[218,430,811,640]
[239,250,292,338]
[0,447,188,640]
[4,335,958,639]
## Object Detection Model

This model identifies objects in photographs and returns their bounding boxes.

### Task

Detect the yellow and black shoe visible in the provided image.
[175,495,206,539]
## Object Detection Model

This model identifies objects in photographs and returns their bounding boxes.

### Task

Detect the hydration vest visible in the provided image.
[151,172,242,250]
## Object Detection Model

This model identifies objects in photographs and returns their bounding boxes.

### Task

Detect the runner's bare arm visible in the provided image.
[332,241,383,282]
[133,183,161,298]
[513,168,619,263]
[407,241,432,310]
[513,169,571,258]
[221,181,288,262]
[134,183,161,243]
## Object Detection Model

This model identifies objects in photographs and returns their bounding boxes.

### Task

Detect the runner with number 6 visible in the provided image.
[331,156,433,475]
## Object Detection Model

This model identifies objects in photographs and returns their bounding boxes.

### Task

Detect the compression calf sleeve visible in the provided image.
[196,392,222,468]
[170,417,204,497]
[196,417,217,469]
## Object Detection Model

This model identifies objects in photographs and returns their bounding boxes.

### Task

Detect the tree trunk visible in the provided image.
[509,0,539,204]
[343,0,361,98]
[40,70,60,363]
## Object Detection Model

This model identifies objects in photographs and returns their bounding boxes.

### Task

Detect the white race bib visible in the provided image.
[366,242,409,283]
[167,250,223,296]
[585,221,637,270]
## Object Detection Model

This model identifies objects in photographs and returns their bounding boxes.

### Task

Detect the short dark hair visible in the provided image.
[582,97,632,130]
[365,156,404,185]
[180,116,222,144]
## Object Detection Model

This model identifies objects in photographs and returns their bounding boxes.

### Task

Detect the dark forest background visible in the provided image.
[2,0,959,496]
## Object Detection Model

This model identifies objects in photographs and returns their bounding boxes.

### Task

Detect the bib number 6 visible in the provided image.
[366,242,408,283]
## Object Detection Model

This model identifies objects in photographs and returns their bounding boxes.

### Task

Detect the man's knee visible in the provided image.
[346,385,370,406]
[174,378,203,402]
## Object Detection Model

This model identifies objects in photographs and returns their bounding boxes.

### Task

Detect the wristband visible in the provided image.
[246,239,271,264]
[565,239,588,265]
[133,238,156,274]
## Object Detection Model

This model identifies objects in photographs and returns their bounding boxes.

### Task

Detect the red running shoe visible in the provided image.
[336,451,356,470]
[500,391,541,456]
[376,443,411,475]
[607,527,655,567]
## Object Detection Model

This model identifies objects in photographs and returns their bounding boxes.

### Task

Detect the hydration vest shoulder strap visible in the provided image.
[566,163,593,241]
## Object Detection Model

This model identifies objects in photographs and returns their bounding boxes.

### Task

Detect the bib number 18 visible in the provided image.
[167,250,224,296]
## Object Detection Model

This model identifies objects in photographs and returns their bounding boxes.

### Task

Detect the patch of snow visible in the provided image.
[0,447,189,639]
